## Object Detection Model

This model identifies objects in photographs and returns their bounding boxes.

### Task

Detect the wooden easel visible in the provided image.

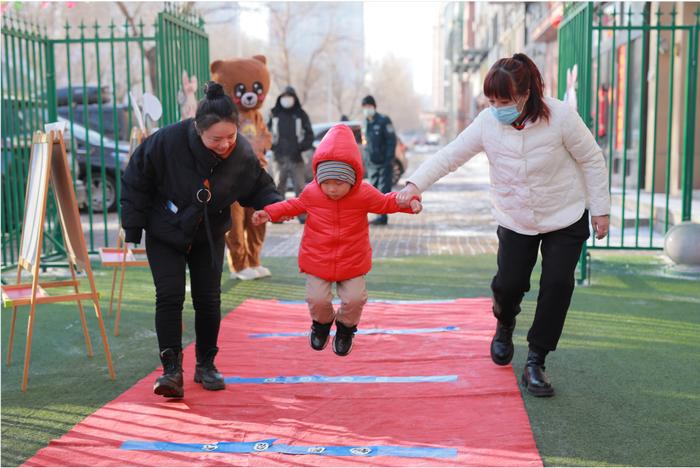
[100,229,148,336]
[99,127,149,336]
[1,130,116,391]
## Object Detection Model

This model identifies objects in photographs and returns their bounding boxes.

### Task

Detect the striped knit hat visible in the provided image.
[316,161,357,186]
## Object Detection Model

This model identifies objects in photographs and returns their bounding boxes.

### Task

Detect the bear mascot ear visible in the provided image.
[253,55,267,65]
[210,60,223,74]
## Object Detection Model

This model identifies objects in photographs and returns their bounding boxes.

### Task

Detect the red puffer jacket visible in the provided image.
[264,124,415,282]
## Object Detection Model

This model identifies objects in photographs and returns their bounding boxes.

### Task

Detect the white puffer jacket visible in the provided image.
[408,97,610,235]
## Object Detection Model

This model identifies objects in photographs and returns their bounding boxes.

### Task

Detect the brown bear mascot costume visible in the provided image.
[211,55,274,280]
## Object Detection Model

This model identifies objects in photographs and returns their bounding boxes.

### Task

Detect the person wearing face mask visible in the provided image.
[361,95,397,225]
[121,82,283,398]
[268,86,314,219]
[396,53,611,397]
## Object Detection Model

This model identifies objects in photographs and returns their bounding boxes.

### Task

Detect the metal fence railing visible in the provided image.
[1,6,210,269]
[156,4,210,125]
[558,2,699,282]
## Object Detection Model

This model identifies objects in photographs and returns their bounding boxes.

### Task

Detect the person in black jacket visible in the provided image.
[268,86,314,201]
[121,82,283,398]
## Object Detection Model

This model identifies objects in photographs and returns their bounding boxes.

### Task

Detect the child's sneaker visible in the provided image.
[309,320,333,350]
[333,321,357,356]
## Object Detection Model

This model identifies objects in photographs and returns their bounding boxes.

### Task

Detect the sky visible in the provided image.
[238,1,440,97]
[363,1,440,96]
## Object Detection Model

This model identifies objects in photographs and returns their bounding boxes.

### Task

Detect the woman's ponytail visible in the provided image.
[194,81,239,131]
[512,53,549,122]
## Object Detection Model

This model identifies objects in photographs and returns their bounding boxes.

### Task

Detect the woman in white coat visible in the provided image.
[398,53,610,397]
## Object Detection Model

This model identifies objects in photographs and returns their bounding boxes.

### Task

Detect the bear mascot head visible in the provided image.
[210,55,271,163]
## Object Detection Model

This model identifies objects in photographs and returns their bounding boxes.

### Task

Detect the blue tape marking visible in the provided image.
[249,326,459,339]
[270,444,457,458]
[224,375,458,384]
[121,440,457,459]
[120,439,277,453]
[276,299,458,305]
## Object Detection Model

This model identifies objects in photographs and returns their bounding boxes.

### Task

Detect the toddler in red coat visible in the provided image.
[252,124,421,355]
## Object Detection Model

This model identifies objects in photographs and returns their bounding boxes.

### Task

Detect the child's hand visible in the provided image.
[410,199,423,214]
[252,210,271,225]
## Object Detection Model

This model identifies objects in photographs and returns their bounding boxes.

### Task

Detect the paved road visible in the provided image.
[261,148,498,258]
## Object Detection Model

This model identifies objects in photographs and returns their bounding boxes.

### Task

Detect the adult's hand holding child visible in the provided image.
[397,182,422,208]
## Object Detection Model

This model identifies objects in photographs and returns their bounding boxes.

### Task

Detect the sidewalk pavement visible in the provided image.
[261,149,498,259]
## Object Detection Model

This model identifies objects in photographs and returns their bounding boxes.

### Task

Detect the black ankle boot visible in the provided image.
[194,347,225,391]
[521,347,554,397]
[154,348,184,398]
[309,320,333,351]
[490,319,516,365]
[333,321,357,356]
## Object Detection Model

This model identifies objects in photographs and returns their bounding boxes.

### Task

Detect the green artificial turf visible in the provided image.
[1,253,698,466]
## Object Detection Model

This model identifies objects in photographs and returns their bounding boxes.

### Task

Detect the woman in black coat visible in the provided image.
[121,82,283,398]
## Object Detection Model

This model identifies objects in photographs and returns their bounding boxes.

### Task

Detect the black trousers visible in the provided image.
[145,228,225,354]
[490,211,590,352]
[366,160,393,222]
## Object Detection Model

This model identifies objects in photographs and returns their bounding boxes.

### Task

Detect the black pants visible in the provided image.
[490,211,590,352]
[366,160,393,222]
[146,228,225,354]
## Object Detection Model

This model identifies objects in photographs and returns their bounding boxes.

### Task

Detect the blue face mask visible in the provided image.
[490,104,521,125]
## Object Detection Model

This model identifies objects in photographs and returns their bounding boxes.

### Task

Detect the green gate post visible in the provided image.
[681,15,698,221]
[45,39,56,122]
[558,2,594,284]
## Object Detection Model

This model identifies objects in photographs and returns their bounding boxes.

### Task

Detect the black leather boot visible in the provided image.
[521,347,554,397]
[333,321,357,356]
[153,348,184,398]
[309,320,333,351]
[194,347,225,391]
[490,318,516,365]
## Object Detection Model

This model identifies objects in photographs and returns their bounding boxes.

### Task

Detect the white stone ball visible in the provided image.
[664,222,700,266]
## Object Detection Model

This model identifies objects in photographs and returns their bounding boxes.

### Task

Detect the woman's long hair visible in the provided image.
[483,53,550,123]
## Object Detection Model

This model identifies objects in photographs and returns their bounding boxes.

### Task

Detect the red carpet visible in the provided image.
[24,298,542,466]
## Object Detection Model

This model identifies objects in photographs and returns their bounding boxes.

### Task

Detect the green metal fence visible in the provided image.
[1,6,209,269]
[48,19,156,254]
[156,4,210,124]
[558,2,699,282]
[1,17,63,267]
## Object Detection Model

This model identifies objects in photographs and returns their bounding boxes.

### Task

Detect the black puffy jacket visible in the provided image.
[121,119,282,252]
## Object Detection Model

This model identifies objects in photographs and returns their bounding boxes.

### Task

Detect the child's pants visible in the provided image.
[305,274,368,327]
[225,202,266,272]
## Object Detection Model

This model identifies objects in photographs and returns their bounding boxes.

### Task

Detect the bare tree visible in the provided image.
[367,55,422,131]
[116,2,158,93]
[267,2,352,107]
[329,52,367,119]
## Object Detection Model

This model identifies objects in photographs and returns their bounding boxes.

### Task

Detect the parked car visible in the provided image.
[58,116,131,213]
[56,85,111,106]
[55,85,131,143]
[306,121,408,186]
[0,94,88,212]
